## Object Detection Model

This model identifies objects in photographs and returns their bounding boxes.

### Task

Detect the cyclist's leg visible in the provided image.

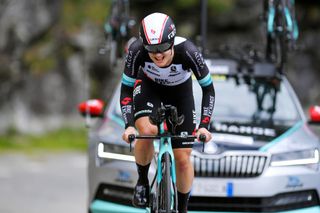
[134,116,157,165]
[133,77,160,166]
[173,148,193,212]
[132,77,160,207]
[169,89,196,212]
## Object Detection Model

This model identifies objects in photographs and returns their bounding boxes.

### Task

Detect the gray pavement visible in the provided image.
[0,152,87,213]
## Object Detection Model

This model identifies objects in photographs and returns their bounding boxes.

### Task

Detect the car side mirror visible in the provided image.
[78,99,104,117]
[308,105,320,124]
[78,99,105,128]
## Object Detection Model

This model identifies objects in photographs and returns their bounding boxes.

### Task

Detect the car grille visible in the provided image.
[94,184,320,212]
[189,190,320,212]
[191,151,269,178]
[94,183,133,206]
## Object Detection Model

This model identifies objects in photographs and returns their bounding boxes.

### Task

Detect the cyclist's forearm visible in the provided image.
[199,84,215,129]
[120,83,135,128]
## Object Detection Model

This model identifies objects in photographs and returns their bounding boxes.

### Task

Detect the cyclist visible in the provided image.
[120,12,215,212]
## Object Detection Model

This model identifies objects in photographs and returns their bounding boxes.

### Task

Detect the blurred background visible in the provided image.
[0,0,319,140]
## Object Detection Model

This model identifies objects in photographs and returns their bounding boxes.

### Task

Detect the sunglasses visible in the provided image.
[144,42,173,53]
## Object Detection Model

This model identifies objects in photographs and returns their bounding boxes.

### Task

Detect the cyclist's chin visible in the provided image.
[151,57,171,67]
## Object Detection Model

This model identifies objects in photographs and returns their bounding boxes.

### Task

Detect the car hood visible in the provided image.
[195,120,304,152]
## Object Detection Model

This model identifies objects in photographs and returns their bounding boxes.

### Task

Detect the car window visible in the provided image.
[113,77,300,124]
[193,76,300,123]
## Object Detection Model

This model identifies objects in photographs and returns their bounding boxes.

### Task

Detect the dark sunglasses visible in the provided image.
[144,42,173,53]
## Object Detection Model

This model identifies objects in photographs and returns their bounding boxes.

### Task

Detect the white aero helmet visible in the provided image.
[139,12,176,53]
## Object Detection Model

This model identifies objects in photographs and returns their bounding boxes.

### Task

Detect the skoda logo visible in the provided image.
[205,141,219,154]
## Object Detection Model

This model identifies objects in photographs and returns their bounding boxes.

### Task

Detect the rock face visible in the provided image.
[0,0,112,134]
[0,1,319,134]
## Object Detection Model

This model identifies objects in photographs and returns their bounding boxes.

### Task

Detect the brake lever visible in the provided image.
[199,134,206,152]
[128,134,136,152]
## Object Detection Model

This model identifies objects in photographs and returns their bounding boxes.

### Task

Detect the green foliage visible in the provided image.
[23,0,111,75]
[0,128,87,153]
[62,0,111,32]
[208,0,234,14]
[23,33,56,75]
[175,0,198,9]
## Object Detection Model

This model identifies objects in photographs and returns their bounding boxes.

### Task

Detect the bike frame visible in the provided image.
[156,122,176,186]
[267,0,298,39]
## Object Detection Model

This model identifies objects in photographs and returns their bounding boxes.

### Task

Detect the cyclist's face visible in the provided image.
[148,47,174,67]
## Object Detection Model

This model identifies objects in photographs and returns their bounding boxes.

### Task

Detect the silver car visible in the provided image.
[80,58,320,213]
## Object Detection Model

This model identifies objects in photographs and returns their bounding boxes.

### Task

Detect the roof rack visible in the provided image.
[205,44,282,79]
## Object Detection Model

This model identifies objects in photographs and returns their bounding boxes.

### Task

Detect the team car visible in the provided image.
[79,52,320,213]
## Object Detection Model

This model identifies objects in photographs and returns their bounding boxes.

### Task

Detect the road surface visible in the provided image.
[0,152,87,213]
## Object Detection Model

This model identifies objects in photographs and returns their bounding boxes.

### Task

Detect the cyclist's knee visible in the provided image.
[135,117,157,135]
[174,149,192,172]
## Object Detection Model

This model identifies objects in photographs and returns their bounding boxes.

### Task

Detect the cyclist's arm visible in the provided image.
[120,39,143,129]
[184,40,215,130]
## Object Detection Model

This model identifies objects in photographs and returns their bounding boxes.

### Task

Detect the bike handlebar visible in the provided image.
[128,134,207,152]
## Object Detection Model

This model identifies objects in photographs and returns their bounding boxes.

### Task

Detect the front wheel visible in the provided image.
[158,152,172,213]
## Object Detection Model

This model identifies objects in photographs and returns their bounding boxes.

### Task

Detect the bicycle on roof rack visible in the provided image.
[263,0,299,71]
[99,0,136,69]
[129,105,206,213]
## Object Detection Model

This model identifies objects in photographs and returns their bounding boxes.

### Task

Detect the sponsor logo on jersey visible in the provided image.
[126,51,133,68]
[134,79,142,88]
[121,97,132,105]
[133,85,141,97]
[201,116,210,124]
[171,66,177,72]
[192,110,197,124]
[194,52,205,69]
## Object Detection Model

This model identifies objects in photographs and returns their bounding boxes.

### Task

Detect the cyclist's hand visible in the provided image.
[122,126,136,144]
[196,128,212,143]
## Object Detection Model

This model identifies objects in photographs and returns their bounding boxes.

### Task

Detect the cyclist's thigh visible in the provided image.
[133,77,161,123]
[165,96,196,149]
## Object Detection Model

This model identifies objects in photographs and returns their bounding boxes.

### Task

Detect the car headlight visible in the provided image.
[270,149,319,167]
[97,142,135,162]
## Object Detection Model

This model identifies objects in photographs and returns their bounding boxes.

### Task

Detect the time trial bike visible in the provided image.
[263,0,299,71]
[129,105,206,213]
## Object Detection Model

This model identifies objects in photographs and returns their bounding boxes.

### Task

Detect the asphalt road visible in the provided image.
[0,152,87,213]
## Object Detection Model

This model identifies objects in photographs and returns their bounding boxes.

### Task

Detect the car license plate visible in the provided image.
[192,179,233,197]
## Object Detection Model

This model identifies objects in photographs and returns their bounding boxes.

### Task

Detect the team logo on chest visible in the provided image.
[170,66,177,72]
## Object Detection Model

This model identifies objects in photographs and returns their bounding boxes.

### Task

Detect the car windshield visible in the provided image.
[193,76,300,124]
[113,76,301,125]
